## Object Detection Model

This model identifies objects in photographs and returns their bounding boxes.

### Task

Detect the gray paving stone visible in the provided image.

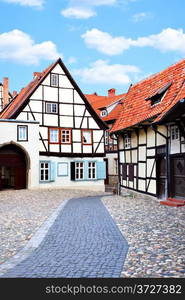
[1,196,128,278]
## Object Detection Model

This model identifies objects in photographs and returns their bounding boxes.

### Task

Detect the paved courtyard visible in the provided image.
[0,189,185,278]
[0,195,128,278]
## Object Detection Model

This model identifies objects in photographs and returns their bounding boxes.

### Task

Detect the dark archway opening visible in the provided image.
[0,144,27,190]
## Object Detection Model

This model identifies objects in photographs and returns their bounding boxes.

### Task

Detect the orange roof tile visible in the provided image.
[85,92,125,122]
[111,58,185,133]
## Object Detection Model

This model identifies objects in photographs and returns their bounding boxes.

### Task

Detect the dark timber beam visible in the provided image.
[151,124,170,199]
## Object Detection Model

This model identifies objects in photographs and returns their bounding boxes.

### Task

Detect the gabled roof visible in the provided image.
[111,58,185,133]
[0,59,57,119]
[0,58,107,130]
[85,92,125,122]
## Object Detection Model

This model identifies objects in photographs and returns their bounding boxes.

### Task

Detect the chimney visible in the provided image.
[13,90,17,98]
[108,88,116,97]
[33,72,42,79]
[3,77,9,108]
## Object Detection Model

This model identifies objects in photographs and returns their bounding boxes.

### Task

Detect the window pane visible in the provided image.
[50,129,59,143]
[82,130,91,144]
[40,162,50,181]
[18,126,27,141]
[51,74,59,87]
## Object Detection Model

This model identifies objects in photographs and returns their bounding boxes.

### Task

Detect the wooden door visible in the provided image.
[157,157,166,199]
[0,145,27,190]
[171,156,185,199]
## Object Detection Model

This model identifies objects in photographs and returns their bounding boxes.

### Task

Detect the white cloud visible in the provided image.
[82,29,132,55]
[82,27,185,55]
[1,0,44,8]
[135,28,185,53]
[73,59,141,85]
[0,29,61,65]
[131,12,152,22]
[61,7,96,19]
[61,0,117,19]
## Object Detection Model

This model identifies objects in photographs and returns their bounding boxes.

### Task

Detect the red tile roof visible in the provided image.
[85,92,125,122]
[111,58,185,133]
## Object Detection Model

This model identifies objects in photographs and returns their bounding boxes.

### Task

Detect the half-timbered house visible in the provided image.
[86,89,125,188]
[111,58,185,205]
[0,58,107,191]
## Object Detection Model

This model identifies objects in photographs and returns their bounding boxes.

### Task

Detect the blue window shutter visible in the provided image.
[50,162,56,182]
[97,161,106,180]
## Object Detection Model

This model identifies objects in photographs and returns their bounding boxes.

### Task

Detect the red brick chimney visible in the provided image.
[108,88,116,97]
[3,77,9,108]
[13,90,17,97]
[33,72,42,79]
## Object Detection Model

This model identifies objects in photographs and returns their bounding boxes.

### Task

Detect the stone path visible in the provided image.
[0,189,103,264]
[1,196,128,278]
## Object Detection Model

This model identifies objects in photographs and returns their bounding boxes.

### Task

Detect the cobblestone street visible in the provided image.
[0,195,128,278]
[0,189,185,278]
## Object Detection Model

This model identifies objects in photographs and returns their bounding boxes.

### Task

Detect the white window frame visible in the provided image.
[17,125,28,141]
[75,162,84,180]
[88,162,96,179]
[171,125,179,141]
[51,74,59,87]
[124,133,131,149]
[49,128,59,143]
[46,102,58,114]
[40,162,50,182]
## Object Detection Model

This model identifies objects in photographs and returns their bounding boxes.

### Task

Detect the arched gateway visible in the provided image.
[0,144,28,190]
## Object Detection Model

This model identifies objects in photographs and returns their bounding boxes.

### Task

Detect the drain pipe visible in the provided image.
[151,124,170,199]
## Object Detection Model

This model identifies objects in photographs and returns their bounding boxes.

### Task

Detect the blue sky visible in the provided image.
[0,0,185,96]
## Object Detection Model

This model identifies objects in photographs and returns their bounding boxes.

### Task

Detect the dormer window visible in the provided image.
[146,82,172,106]
[100,110,107,117]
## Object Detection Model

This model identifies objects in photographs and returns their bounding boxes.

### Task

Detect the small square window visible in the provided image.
[17,125,28,141]
[82,130,92,145]
[46,102,58,114]
[51,74,59,87]
[49,128,59,143]
[61,129,71,144]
